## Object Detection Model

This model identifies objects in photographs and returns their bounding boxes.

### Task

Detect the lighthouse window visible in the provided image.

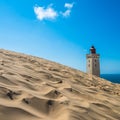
[95,59,96,62]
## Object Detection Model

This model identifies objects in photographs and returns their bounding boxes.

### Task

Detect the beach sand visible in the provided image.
[0,49,120,120]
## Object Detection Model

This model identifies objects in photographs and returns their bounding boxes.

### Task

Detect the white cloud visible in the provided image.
[34,3,75,21]
[34,5,58,20]
[61,3,74,17]
[65,3,74,9]
[61,10,71,17]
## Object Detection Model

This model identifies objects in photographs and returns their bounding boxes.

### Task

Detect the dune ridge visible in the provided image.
[0,49,119,120]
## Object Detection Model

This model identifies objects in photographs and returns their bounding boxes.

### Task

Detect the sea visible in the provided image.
[101,74,120,84]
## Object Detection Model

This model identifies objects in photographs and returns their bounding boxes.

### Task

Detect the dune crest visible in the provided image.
[0,49,120,120]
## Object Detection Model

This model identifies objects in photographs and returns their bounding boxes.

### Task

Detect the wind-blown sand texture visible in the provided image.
[0,49,120,120]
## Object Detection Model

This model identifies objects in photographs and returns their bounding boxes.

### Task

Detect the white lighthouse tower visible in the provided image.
[86,46,100,77]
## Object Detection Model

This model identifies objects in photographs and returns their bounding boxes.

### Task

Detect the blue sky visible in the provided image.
[0,0,120,74]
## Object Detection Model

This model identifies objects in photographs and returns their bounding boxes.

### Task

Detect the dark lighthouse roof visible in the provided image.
[90,46,96,54]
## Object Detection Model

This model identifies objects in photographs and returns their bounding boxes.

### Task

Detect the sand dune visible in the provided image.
[0,49,120,120]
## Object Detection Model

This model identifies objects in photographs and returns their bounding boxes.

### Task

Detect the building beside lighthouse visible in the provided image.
[86,46,100,77]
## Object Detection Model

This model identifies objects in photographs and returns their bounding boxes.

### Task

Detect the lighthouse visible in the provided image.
[86,46,100,77]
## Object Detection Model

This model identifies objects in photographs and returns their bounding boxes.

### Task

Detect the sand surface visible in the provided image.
[0,49,120,120]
